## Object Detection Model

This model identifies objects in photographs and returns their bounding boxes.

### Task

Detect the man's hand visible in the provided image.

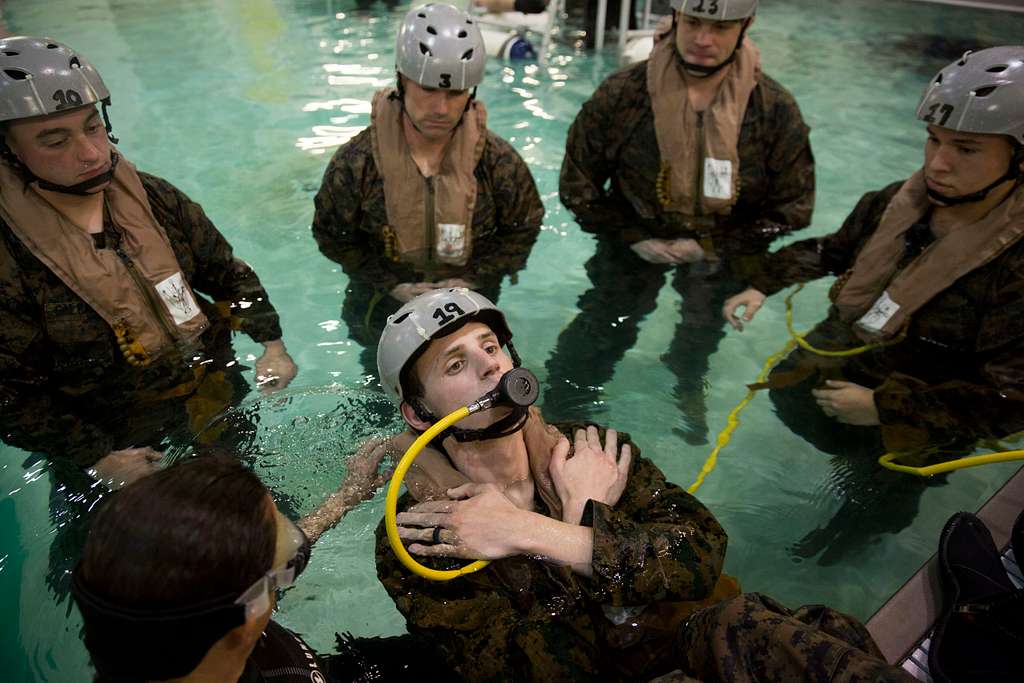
[396,482,530,559]
[390,281,444,303]
[255,339,298,394]
[630,238,704,265]
[722,287,767,331]
[549,427,632,525]
[812,380,880,426]
[88,447,163,489]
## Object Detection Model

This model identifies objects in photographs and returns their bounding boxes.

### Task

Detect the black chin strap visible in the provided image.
[410,342,531,443]
[674,15,750,79]
[927,149,1024,206]
[1,97,120,195]
[390,75,476,138]
[32,151,120,195]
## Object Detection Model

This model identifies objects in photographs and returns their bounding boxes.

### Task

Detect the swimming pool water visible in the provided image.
[2,0,1023,679]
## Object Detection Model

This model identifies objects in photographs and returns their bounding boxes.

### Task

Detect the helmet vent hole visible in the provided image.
[973,85,997,98]
[466,19,473,25]
[458,30,467,38]
[985,64,1008,73]
[69,56,81,69]
[426,25,437,35]
[419,43,432,56]
[46,43,59,49]
[392,312,412,325]
[417,12,426,18]
[3,68,28,80]
[461,49,474,61]
[1,50,19,56]
[934,73,943,85]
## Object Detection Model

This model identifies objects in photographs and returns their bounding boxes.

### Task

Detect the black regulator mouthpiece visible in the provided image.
[467,368,539,414]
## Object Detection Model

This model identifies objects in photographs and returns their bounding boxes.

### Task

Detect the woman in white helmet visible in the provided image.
[722,46,1024,560]
[0,37,296,487]
[549,0,815,444]
[312,3,543,379]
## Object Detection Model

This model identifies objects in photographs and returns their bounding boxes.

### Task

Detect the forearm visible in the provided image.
[517,511,594,576]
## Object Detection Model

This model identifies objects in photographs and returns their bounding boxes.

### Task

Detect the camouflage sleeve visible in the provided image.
[375,509,602,682]
[736,80,816,252]
[466,135,544,288]
[586,454,727,605]
[748,183,901,296]
[873,260,1024,450]
[140,174,283,343]
[559,68,650,242]
[0,279,113,466]
[311,137,401,291]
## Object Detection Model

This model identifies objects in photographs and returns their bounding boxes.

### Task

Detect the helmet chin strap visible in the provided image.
[390,74,475,138]
[32,152,120,196]
[2,98,120,196]
[674,16,750,79]
[927,149,1023,206]
[409,342,531,443]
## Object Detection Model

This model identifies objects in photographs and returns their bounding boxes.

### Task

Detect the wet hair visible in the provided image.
[77,456,276,680]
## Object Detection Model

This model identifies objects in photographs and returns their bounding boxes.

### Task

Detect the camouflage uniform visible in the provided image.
[671,593,917,682]
[311,126,544,375]
[747,181,1024,564]
[0,172,282,468]
[547,59,815,440]
[374,421,733,682]
[750,180,1024,454]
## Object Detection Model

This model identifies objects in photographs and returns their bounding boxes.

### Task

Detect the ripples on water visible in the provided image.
[2,0,1024,678]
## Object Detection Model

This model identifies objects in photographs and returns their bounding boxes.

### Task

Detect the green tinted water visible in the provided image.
[2,0,1023,679]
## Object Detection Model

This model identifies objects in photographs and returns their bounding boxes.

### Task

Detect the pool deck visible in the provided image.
[866,464,1024,677]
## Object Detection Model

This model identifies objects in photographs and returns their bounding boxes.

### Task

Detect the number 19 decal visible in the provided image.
[433,302,466,326]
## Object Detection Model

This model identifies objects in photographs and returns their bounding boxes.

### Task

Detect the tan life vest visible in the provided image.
[370,89,487,272]
[835,172,1024,341]
[646,33,760,218]
[0,154,210,365]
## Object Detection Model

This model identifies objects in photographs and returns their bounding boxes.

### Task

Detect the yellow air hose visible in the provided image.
[385,368,539,581]
[384,405,492,581]
[699,285,1024,487]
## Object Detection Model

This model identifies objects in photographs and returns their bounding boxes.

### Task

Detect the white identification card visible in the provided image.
[703,158,733,200]
[436,222,468,261]
[857,290,900,333]
[155,272,201,325]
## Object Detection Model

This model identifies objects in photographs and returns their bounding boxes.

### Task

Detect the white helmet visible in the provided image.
[671,0,758,21]
[916,46,1024,145]
[395,3,486,90]
[0,36,111,122]
[377,288,512,404]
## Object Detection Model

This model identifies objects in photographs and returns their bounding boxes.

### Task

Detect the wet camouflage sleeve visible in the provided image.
[871,254,1024,451]
[311,128,543,291]
[677,593,917,682]
[140,173,283,343]
[559,62,814,252]
[374,427,727,682]
[311,128,403,292]
[0,173,282,466]
[0,301,117,465]
[750,180,1024,451]
[748,183,901,296]
[559,65,658,243]
[461,133,544,289]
